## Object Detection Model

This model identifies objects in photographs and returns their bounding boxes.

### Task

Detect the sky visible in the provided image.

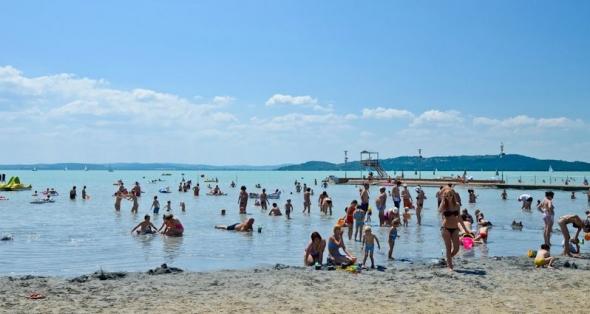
[0,0,589,165]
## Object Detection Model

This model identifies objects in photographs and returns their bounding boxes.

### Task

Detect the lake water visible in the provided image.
[1,170,589,276]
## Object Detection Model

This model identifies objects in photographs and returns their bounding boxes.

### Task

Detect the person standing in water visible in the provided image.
[359,183,370,213]
[114,191,123,211]
[285,199,293,219]
[151,196,160,214]
[392,181,401,209]
[375,187,387,226]
[259,189,269,210]
[415,186,426,225]
[193,183,200,196]
[69,186,77,200]
[501,189,508,200]
[401,184,413,209]
[537,191,555,247]
[238,186,248,214]
[129,191,139,213]
[303,188,311,214]
[81,186,87,200]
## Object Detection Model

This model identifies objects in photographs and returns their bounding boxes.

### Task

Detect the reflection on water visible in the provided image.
[162,236,184,262]
[0,170,589,276]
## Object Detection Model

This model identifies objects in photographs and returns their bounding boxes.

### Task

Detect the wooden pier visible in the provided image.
[330,177,590,191]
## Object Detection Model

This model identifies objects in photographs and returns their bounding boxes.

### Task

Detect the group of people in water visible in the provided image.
[101,175,590,271]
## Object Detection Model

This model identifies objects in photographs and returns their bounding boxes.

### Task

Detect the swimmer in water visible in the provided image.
[215,218,255,232]
[131,215,158,235]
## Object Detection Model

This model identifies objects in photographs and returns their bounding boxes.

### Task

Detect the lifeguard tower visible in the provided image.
[360,150,389,178]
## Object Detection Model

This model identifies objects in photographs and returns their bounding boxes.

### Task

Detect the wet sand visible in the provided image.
[1,255,589,313]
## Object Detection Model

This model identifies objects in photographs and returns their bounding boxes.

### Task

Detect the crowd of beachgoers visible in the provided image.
[3,173,590,272]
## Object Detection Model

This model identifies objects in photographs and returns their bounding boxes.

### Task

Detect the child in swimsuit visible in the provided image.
[151,196,160,214]
[285,199,293,219]
[388,218,400,260]
[362,226,380,269]
[269,203,282,216]
[131,215,158,235]
[402,208,411,227]
[534,244,555,268]
[165,200,172,212]
[353,206,366,242]
[474,221,491,243]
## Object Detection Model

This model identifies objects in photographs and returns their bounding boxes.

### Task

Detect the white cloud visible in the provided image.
[265,94,318,107]
[411,110,463,126]
[264,93,333,112]
[0,65,236,128]
[213,95,235,106]
[473,115,583,129]
[362,107,414,120]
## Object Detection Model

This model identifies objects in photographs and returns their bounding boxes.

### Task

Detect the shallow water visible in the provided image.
[0,170,589,276]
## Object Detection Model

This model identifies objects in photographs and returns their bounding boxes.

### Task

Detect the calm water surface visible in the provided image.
[0,170,589,276]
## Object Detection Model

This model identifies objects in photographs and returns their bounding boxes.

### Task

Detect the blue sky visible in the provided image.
[1,0,589,164]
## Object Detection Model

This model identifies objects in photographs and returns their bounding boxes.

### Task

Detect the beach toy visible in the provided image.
[585,233,590,241]
[534,257,545,267]
[527,249,537,258]
[461,237,474,250]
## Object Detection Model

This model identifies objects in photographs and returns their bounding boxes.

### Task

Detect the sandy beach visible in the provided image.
[1,255,589,314]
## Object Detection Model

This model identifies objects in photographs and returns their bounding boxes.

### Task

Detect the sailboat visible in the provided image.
[32,167,37,172]
[548,165,554,172]
[84,166,88,171]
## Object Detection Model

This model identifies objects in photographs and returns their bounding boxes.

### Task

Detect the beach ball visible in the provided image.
[527,249,536,258]
[584,233,590,241]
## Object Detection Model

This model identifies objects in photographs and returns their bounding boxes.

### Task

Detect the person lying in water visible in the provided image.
[158,213,184,237]
[131,215,158,235]
[215,218,255,232]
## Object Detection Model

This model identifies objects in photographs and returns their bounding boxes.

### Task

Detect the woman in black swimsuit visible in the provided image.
[439,187,470,271]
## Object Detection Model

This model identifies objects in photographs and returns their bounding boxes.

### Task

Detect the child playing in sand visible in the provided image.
[353,205,366,242]
[362,226,381,268]
[388,219,400,260]
[402,208,411,227]
[131,215,158,235]
[534,244,555,268]
[285,199,293,219]
[269,203,282,216]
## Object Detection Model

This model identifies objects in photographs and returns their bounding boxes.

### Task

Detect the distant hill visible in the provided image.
[277,154,590,171]
[0,163,289,171]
